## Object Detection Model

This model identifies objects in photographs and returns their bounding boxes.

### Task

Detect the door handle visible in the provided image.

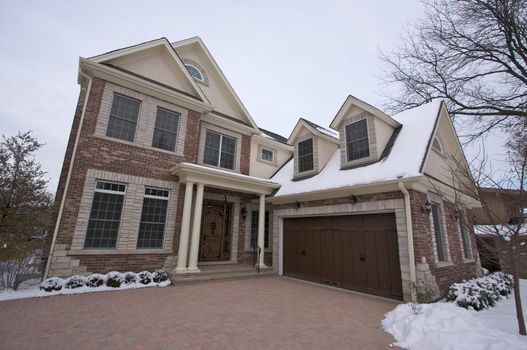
[301,249,306,256]
[359,255,366,262]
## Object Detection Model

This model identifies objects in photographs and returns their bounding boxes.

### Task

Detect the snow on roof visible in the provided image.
[302,118,338,139]
[272,100,442,197]
[474,224,527,237]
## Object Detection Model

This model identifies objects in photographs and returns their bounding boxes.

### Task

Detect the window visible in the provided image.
[459,210,471,259]
[432,136,444,154]
[345,119,370,161]
[261,147,274,163]
[203,130,236,170]
[298,138,314,172]
[185,64,204,82]
[250,211,269,249]
[84,181,126,249]
[431,202,447,261]
[152,107,180,151]
[106,94,140,142]
[137,187,169,249]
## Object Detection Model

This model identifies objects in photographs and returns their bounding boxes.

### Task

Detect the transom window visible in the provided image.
[152,107,180,151]
[203,130,236,170]
[185,64,204,82]
[345,119,370,161]
[298,138,314,173]
[261,148,274,162]
[431,202,448,262]
[84,181,126,249]
[106,94,140,142]
[137,187,169,249]
[250,211,270,249]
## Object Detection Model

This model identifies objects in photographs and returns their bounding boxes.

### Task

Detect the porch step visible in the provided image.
[169,265,275,285]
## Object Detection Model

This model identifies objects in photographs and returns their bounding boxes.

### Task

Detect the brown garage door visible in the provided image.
[283,213,403,299]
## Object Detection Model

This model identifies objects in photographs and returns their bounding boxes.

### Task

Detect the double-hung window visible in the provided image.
[298,138,314,173]
[137,188,169,249]
[431,202,447,261]
[203,130,236,170]
[459,210,471,259]
[152,107,180,151]
[250,211,270,249]
[106,94,141,142]
[345,119,370,161]
[84,181,126,249]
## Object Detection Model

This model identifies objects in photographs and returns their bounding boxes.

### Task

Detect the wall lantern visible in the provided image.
[241,207,247,219]
[422,200,433,214]
[294,201,301,209]
[350,195,358,204]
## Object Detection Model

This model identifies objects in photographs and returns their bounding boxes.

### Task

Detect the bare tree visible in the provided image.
[0,131,51,289]
[379,0,527,141]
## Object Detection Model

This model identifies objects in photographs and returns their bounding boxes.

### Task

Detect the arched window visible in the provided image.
[184,64,204,82]
[432,136,444,154]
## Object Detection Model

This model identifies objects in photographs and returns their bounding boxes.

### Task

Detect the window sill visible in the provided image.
[256,157,278,167]
[198,161,240,174]
[435,261,454,268]
[68,249,171,255]
[463,258,476,264]
[95,135,185,158]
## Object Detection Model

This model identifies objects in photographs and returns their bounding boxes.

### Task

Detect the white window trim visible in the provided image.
[432,136,446,156]
[198,122,242,173]
[204,129,237,170]
[137,186,170,250]
[256,144,277,166]
[297,138,315,173]
[345,118,370,162]
[244,203,273,252]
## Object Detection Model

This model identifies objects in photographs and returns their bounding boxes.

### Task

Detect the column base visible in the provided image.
[257,263,268,269]
[186,267,201,273]
[174,267,189,274]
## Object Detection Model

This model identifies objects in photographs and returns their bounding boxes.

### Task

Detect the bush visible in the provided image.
[64,275,86,289]
[138,271,152,285]
[446,272,513,311]
[105,271,123,288]
[152,270,168,283]
[39,277,63,292]
[123,272,137,285]
[86,274,105,288]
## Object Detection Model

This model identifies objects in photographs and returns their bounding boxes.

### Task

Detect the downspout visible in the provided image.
[398,181,417,302]
[44,69,92,279]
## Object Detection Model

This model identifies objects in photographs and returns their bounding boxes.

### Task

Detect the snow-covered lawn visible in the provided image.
[0,277,170,302]
[383,279,527,350]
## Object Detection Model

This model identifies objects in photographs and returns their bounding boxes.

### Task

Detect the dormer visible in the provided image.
[330,96,401,169]
[287,118,339,179]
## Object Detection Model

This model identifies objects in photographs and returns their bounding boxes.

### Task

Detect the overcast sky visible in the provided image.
[0,0,507,194]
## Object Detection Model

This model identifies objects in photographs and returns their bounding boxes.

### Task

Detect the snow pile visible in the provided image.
[383,279,527,350]
[446,272,513,310]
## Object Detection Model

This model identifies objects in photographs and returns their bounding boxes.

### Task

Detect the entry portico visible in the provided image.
[171,163,280,273]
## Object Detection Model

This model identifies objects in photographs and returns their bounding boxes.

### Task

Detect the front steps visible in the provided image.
[169,263,275,285]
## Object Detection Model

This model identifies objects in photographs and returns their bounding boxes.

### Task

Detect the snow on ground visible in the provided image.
[0,278,171,302]
[383,279,527,350]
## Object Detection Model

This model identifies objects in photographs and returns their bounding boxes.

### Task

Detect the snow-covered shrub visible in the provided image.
[39,277,63,292]
[123,272,137,285]
[152,270,168,283]
[105,271,123,288]
[446,272,513,310]
[138,271,152,285]
[64,275,86,289]
[86,274,105,288]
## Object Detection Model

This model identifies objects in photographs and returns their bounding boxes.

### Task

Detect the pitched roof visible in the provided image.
[259,128,289,145]
[300,118,339,138]
[287,117,339,144]
[271,100,443,197]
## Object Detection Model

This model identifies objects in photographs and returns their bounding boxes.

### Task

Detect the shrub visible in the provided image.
[123,272,137,285]
[138,271,152,285]
[86,274,105,288]
[105,271,123,288]
[64,275,86,289]
[39,277,63,292]
[152,270,169,283]
[446,272,513,311]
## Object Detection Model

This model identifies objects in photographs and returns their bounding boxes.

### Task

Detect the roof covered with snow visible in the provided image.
[300,118,339,139]
[271,100,443,197]
[259,127,289,145]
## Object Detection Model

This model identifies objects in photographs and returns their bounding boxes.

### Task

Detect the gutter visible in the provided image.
[44,69,92,279]
[398,181,417,302]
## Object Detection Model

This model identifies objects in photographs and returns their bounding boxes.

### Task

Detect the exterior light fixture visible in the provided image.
[422,200,432,214]
[350,195,358,204]
[241,207,247,219]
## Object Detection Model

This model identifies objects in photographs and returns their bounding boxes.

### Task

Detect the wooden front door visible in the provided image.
[199,199,232,262]
[283,214,403,299]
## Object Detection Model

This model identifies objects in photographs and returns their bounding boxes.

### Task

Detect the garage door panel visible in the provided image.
[365,232,379,291]
[387,230,403,296]
[332,230,344,285]
[374,230,390,293]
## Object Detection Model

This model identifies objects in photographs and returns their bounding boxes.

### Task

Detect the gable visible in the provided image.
[89,39,209,105]
[172,38,259,131]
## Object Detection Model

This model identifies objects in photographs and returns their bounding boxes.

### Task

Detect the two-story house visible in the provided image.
[45,37,482,302]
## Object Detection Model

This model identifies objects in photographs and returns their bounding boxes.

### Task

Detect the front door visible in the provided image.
[199,199,233,261]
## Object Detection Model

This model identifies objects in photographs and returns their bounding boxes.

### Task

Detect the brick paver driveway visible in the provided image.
[0,276,401,349]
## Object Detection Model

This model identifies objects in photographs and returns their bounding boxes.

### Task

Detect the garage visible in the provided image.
[283,213,403,299]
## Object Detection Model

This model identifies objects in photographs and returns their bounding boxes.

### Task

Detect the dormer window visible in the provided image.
[298,138,314,172]
[185,64,204,82]
[345,119,370,161]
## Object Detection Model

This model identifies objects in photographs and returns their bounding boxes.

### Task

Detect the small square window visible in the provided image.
[261,148,274,162]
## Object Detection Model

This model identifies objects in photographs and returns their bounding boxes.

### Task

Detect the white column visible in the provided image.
[187,183,205,272]
[175,182,194,273]
[258,193,267,268]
